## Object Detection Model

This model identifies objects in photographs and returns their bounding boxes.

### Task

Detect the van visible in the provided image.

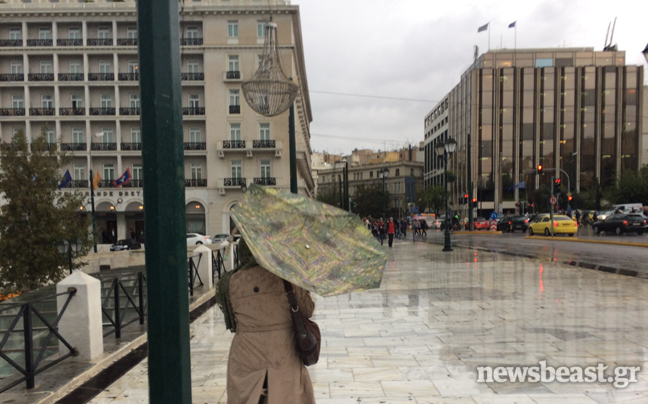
[611,203,643,214]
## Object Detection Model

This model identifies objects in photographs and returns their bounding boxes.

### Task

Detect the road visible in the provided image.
[422,226,648,278]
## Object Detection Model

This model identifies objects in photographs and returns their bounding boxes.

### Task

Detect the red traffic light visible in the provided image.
[530,203,534,207]
[464,194,469,199]
[472,198,477,203]
[537,164,543,172]
[568,195,573,201]
[554,179,561,186]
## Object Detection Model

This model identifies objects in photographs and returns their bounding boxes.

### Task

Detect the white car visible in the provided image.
[186,233,212,246]
[212,233,230,243]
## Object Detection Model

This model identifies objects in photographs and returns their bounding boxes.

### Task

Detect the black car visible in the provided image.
[110,239,142,251]
[510,215,533,232]
[497,215,518,232]
[592,214,647,235]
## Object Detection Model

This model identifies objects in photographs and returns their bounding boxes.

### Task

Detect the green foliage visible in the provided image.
[315,186,338,207]
[0,131,93,292]
[421,185,447,216]
[528,185,552,213]
[353,183,389,219]
[604,166,648,207]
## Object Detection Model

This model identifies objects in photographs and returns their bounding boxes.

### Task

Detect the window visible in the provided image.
[260,159,271,178]
[190,164,202,180]
[68,27,81,39]
[395,169,400,177]
[230,123,241,141]
[186,27,198,39]
[99,60,111,74]
[98,27,110,39]
[370,171,373,178]
[257,21,266,38]
[71,94,83,108]
[189,94,200,108]
[229,89,240,106]
[535,58,553,68]
[129,94,140,108]
[39,28,51,40]
[40,61,53,74]
[11,62,23,74]
[72,128,84,144]
[231,160,242,178]
[128,61,139,74]
[100,94,112,108]
[103,164,115,181]
[73,164,86,181]
[228,55,239,72]
[69,61,82,74]
[187,60,199,73]
[190,128,201,143]
[10,28,21,40]
[41,95,53,108]
[259,123,270,140]
[132,164,143,180]
[127,27,138,39]
[101,128,114,143]
[45,128,55,144]
[227,21,238,38]
[131,127,141,143]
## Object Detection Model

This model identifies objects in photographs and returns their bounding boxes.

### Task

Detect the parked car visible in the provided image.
[212,234,230,243]
[466,217,489,230]
[528,215,578,236]
[187,233,212,246]
[592,214,648,235]
[510,215,533,232]
[110,239,141,251]
[496,215,518,232]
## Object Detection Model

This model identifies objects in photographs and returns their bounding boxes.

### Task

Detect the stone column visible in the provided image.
[57,271,103,361]
[193,245,213,290]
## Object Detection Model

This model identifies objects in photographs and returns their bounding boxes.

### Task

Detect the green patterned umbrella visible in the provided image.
[231,184,388,296]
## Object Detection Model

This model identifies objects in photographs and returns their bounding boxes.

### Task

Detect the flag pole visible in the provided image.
[515,24,517,50]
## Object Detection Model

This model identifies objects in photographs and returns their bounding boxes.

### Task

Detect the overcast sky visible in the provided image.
[292,0,648,156]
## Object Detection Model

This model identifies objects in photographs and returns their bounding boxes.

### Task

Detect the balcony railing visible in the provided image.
[57,39,83,46]
[183,142,206,150]
[0,108,25,116]
[226,71,241,79]
[121,142,142,151]
[0,74,24,82]
[26,39,53,46]
[119,107,140,116]
[253,177,277,186]
[87,38,113,46]
[88,73,114,81]
[117,38,138,46]
[185,179,207,187]
[180,38,203,46]
[89,107,116,115]
[60,143,87,151]
[70,180,88,188]
[30,108,55,116]
[223,140,245,149]
[0,39,22,47]
[28,73,54,81]
[118,73,139,81]
[253,140,276,149]
[59,107,85,116]
[91,143,117,151]
[182,107,205,115]
[229,105,241,114]
[224,177,246,187]
[122,179,143,188]
[95,180,115,188]
[181,72,204,81]
[58,73,84,81]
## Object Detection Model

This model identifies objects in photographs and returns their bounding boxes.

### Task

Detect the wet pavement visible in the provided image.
[79,238,648,403]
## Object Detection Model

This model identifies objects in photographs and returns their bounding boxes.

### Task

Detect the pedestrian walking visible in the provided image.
[387,218,395,248]
[394,218,400,238]
[216,237,316,404]
[400,220,407,238]
[421,219,428,236]
[378,219,385,245]
[413,219,420,236]
[575,210,581,224]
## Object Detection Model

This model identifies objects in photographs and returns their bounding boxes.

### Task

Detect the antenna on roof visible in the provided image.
[604,22,610,49]
[603,18,618,51]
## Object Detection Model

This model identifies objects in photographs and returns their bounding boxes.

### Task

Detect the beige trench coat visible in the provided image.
[227,265,316,404]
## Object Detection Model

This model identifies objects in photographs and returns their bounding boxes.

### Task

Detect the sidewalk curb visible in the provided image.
[452,231,502,235]
[525,236,648,248]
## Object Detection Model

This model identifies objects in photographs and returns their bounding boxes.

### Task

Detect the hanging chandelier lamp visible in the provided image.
[242,21,298,117]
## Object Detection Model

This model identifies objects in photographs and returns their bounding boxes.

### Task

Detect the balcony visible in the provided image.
[180,38,203,46]
[183,142,206,150]
[122,179,143,188]
[225,71,241,80]
[253,177,276,186]
[118,73,139,81]
[26,39,53,47]
[253,140,276,149]
[57,39,83,46]
[0,108,25,116]
[89,107,116,116]
[88,73,114,81]
[182,107,205,115]
[60,143,87,151]
[28,73,54,81]
[185,179,207,187]
[95,180,115,188]
[46,143,57,151]
[58,73,84,81]
[229,105,241,114]
[91,143,117,151]
[223,140,245,149]
[0,39,22,47]
[121,142,142,151]
[30,108,55,116]
[116,38,138,46]
[223,177,246,187]
[59,180,88,189]
[181,72,204,81]
[119,107,140,116]
[59,107,85,116]
[87,38,113,46]
[0,74,24,82]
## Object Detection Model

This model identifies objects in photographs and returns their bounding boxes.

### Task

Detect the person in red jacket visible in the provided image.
[387,218,396,248]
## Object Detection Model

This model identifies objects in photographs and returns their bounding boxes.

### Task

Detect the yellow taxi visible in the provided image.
[528,215,578,237]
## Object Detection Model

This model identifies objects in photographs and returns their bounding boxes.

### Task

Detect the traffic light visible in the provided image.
[554,179,561,187]
[536,164,543,173]
[459,196,464,205]
[472,198,477,204]
[568,193,573,202]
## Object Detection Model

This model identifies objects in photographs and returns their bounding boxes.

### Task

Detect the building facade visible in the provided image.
[424,48,644,217]
[0,0,313,243]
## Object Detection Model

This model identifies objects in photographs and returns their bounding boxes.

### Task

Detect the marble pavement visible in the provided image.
[88,238,648,404]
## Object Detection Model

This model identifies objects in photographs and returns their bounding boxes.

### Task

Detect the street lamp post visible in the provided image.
[378,168,389,219]
[58,239,81,274]
[435,138,457,252]
[336,159,350,211]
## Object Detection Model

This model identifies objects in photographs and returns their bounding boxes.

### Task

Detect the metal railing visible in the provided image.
[180,38,203,46]
[118,72,139,81]
[181,72,204,81]
[212,250,226,281]
[27,73,54,81]
[60,143,87,151]
[86,38,113,46]
[223,140,245,149]
[99,273,145,339]
[59,107,85,116]
[0,40,22,47]
[0,108,25,117]
[182,107,205,115]
[119,107,140,116]
[185,179,207,187]
[89,107,116,115]
[188,254,203,297]
[29,108,55,116]
[0,288,78,393]
[88,73,114,81]
[95,180,115,188]
[121,142,142,151]
[253,140,276,148]
[224,177,246,187]
[229,105,241,114]
[0,74,24,82]
[91,143,117,151]
[226,70,241,79]
[56,39,82,46]
[58,73,84,81]
[122,179,143,188]
[183,142,206,150]
[253,177,276,186]
[116,38,138,46]
[26,39,53,47]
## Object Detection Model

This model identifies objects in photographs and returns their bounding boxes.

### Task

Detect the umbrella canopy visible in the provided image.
[231,185,388,296]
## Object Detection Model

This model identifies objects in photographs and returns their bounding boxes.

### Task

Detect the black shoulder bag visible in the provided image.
[282,280,320,366]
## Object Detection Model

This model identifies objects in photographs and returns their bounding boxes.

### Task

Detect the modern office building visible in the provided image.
[0,0,313,243]
[423,48,644,216]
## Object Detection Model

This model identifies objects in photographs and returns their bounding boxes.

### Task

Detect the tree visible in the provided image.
[315,186,337,207]
[421,185,447,216]
[0,130,93,292]
[353,183,389,219]
[605,166,648,207]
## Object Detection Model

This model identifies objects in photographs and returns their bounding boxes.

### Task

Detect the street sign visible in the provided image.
[489,211,498,220]
[550,195,557,205]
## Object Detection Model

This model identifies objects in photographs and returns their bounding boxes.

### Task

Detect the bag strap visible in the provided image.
[282,280,306,332]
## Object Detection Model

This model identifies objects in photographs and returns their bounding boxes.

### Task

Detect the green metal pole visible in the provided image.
[289,104,297,194]
[137,1,192,403]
